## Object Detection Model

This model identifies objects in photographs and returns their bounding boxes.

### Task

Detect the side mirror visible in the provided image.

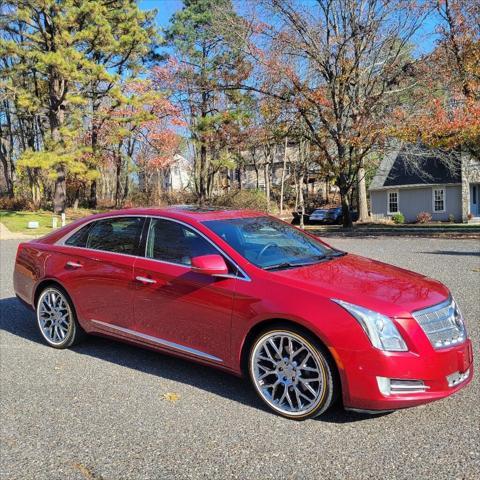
[191,254,229,276]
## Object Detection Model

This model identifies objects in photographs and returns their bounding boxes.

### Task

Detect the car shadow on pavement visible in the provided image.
[0,296,386,424]
[419,250,480,257]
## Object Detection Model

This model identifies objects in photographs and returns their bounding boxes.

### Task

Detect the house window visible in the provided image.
[387,190,399,214]
[433,188,445,212]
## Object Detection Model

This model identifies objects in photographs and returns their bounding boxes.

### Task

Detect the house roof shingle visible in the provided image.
[370,148,461,190]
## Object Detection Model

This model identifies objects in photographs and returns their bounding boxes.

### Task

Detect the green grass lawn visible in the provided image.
[0,209,99,236]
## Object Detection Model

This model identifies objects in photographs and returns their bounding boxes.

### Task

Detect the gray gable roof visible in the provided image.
[370,147,461,190]
[369,148,400,190]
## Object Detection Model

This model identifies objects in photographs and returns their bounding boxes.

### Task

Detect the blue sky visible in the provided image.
[140,0,440,56]
[139,0,183,29]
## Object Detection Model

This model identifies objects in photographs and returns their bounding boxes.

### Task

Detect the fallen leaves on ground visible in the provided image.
[71,462,104,480]
[161,392,181,403]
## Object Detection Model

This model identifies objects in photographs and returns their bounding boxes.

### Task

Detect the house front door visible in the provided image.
[471,184,480,217]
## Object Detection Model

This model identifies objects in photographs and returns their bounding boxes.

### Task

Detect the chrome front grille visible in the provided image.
[413,298,466,349]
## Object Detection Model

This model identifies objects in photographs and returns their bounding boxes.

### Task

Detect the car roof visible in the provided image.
[91,205,266,223]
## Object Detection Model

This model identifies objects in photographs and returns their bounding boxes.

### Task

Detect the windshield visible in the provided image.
[203,216,342,270]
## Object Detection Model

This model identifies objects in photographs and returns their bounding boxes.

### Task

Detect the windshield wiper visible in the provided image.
[263,258,325,271]
[326,251,347,258]
[263,262,305,271]
[262,252,346,271]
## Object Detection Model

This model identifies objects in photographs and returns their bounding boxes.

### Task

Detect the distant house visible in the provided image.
[237,144,329,198]
[369,147,480,223]
[163,154,192,192]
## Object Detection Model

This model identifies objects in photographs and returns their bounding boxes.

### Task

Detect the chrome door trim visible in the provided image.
[65,261,83,268]
[135,276,157,285]
[56,214,251,281]
[91,319,223,363]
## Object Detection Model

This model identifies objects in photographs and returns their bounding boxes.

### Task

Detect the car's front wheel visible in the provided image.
[36,286,85,348]
[249,327,337,420]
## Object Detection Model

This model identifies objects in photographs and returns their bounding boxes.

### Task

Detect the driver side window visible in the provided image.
[146,218,218,266]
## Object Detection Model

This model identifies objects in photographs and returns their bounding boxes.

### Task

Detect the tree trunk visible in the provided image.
[0,155,14,197]
[33,183,41,209]
[73,187,80,210]
[357,162,369,222]
[123,170,129,202]
[88,125,98,209]
[264,160,270,213]
[198,142,208,203]
[49,73,67,214]
[338,174,352,228]
[88,99,99,209]
[27,168,41,209]
[53,164,66,214]
[115,157,122,208]
[89,180,97,208]
[279,136,288,215]
[298,173,305,229]
[293,171,299,212]
[1,100,16,197]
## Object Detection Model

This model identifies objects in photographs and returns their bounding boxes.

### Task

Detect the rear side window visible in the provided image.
[146,218,218,265]
[65,223,92,248]
[84,217,145,255]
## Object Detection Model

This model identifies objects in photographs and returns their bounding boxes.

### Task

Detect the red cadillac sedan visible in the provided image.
[13,206,473,419]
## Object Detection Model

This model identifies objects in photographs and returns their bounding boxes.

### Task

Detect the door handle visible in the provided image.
[135,276,157,285]
[66,261,83,268]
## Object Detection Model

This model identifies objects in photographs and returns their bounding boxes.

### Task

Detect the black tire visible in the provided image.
[248,325,337,420]
[36,285,86,349]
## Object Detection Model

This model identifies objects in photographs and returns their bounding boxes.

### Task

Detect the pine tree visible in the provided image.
[1,0,156,212]
[162,0,250,202]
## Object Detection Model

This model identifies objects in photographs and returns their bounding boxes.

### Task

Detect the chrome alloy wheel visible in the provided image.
[37,288,73,346]
[250,331,328,417]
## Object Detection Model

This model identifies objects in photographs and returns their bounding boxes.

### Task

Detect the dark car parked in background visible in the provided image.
[310,207,359,224]
[292,207,358,225]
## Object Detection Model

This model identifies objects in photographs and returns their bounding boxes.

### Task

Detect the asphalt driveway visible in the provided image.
[1,237,479,479]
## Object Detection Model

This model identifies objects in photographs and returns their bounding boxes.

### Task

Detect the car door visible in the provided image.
[132,217,238,364]
[56,216,146,331]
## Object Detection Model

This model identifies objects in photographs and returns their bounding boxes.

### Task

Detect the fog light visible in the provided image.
[377,376,391,396]
[447,369,470,387]
[376,377,429,396]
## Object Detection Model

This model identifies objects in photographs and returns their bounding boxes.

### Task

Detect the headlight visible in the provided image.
[332,299,408,352]
[452,297,467,337]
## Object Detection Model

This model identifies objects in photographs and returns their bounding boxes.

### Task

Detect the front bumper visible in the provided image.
[338,337,473,411]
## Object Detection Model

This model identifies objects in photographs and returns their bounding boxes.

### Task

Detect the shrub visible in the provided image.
[0,195,32,211]
[160,190,197,206]
[416,211,432,224]
[211,189,269,211]
[391,212,405,224]
[448,214,455,223]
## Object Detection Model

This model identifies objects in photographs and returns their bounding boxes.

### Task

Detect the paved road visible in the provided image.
[1,237,479,480]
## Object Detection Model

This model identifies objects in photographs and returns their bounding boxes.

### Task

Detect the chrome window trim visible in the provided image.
[91,319,223,363]
[144,216,250,281]
[56,214,251,281]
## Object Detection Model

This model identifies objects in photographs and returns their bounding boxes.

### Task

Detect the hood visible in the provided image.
[271,253,449,317]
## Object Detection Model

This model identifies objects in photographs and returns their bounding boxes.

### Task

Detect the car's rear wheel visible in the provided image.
[36,286,84,348]
[249,328,336,420]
